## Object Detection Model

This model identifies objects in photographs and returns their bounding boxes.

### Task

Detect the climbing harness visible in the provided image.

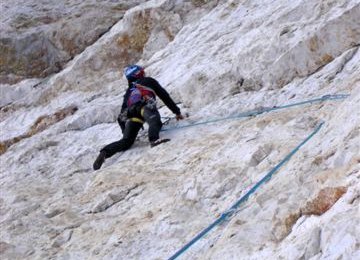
[168,121,325,260]
[161,94,349,132]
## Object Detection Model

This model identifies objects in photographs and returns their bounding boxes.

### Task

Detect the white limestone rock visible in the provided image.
[0,0,359,259]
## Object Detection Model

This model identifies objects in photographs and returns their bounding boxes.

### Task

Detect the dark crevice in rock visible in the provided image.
[0,105,78,155]
[330,46,359,79]
[274,45,359,91]
[97,20,120,40]
[307,46,359,81]
[90,183,145,214]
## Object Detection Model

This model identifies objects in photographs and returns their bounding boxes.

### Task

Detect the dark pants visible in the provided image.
[101,105,162,158]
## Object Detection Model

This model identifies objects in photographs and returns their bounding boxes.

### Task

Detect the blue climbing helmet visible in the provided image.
[123,65,145,81]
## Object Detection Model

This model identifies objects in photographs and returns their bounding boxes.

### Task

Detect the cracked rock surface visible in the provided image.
[0,0,359,259]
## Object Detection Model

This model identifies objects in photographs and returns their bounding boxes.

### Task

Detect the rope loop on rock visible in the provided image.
[168,121,325,260]
[161,94,349,132]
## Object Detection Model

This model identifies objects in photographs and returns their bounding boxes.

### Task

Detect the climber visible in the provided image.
[93,65,184,170]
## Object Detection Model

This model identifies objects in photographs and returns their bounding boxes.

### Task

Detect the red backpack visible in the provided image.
[127,83,156,108]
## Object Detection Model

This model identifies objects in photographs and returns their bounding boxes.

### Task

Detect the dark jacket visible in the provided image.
[121,77,181,115]
[117,77,180,131]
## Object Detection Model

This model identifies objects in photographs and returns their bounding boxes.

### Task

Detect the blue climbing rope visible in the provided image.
[168,121,325,260]
[161,94,348,132]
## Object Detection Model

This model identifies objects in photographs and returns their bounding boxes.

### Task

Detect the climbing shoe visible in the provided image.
[150,138,171,148]
[93,151,106,170]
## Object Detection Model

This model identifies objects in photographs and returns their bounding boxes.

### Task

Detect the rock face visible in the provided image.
[0,0,359,260]
[0,0,147,83]
[0,105,78,155]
